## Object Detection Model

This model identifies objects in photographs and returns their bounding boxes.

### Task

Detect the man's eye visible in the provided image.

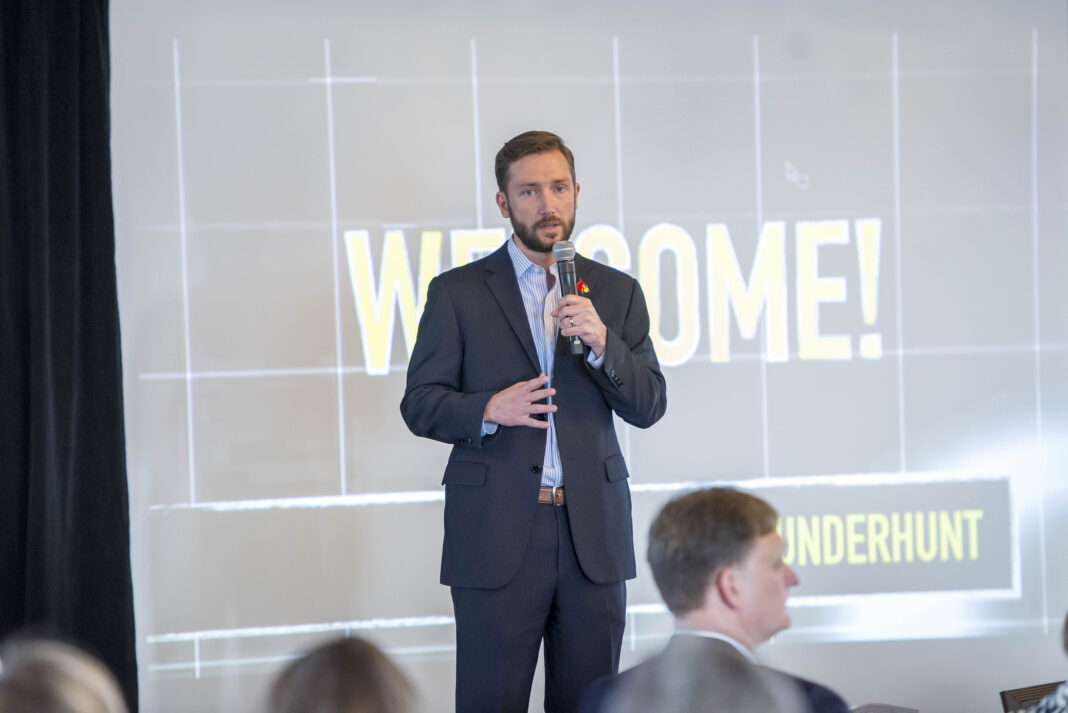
[522,189,535,196]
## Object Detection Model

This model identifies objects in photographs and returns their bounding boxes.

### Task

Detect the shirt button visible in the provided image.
[532,464,543,474]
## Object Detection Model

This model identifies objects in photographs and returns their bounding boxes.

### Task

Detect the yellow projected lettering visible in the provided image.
[867,513,891,563]
[846,513,866,564]
[779,509,984,566]
[796,515,821,566]
[855,218,883,359]
[346,217,885,372]
[796,220,850,360]
[822,515,844,565]
[575,224,631,270]
[344,230,442,376]
[707,222,788,363]
[638,224,699,367]
[451,228,506,268]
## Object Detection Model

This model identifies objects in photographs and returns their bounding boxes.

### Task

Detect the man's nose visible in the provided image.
[785,564,800,587]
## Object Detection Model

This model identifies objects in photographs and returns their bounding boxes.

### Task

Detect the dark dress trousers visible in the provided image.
[580,635,851,713]
[400,242,667,711]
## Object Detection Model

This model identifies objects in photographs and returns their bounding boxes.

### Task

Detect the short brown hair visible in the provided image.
[494,130,576,193]
[647,488,778,616]
[268,637,414,713]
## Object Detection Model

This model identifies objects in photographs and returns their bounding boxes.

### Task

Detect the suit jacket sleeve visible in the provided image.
[585,274,666,429]
[795,677,852,713]
[399,275,498,449]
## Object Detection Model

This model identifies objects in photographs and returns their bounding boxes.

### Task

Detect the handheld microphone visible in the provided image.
[552,241,584,356]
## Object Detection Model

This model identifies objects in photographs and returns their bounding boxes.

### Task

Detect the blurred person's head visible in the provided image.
[647,487,799,651]
[268,636,414,713]
[0,639,128,713]
[1063,608,1067,655]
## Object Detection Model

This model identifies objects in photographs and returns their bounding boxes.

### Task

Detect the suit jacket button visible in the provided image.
[532,464,542,474]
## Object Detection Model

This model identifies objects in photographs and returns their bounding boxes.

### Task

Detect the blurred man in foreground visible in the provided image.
[582,487,849,713]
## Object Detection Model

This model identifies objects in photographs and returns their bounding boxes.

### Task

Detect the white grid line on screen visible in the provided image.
[148,650,455,675]
[891,31,907,473]
[1030,27,1049,633]
[140,366,379,381]
[1008,450,1023,598]
[612,38,633,467]
[613,37,625,235]
[146,579,1022,647]
[470,39,484,228]
[149,616,456,643]
[788,588,1020,608]
[150,490,444,512]
[148,617,1061,674]
[136,342,1068,384]
[148,469,1007,512]
[781,617,1062,643]
[172,39,197,504]
[323,40,349,497]
[124,201,1043,236]
[138,67,1036,91]
[309,77,377,85]
[752,36,764,225]
[752,34,771,480]
[149,655,294,674]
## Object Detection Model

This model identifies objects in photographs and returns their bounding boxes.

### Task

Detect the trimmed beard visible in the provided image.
[510,213,575,254]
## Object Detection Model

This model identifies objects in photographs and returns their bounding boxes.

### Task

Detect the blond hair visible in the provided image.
[0,640,128,713]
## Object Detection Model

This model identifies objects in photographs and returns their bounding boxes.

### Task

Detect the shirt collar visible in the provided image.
[673,629,757,663]
[506,235,556,279]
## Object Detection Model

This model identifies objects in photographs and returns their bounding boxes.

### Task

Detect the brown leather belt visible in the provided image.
[538,486,566,505]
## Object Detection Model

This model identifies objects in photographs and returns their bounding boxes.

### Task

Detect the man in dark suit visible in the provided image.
[580,487,850,713]
[400,131,667,713]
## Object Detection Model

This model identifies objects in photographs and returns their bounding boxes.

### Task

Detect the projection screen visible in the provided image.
[111,1,1068,711]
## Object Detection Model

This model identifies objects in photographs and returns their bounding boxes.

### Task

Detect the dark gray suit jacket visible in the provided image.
[580,635,851,713]
[400,242,666,588]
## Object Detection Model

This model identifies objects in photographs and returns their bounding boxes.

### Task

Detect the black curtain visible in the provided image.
[0,0,138,710]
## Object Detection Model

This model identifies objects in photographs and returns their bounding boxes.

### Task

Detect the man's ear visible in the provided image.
[716,565,743,610]
[496,191,510,218]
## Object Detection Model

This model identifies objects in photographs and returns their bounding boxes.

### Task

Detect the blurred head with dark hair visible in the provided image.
[647,487,798,651]
[0,640,128,713]
[267,637,414,713]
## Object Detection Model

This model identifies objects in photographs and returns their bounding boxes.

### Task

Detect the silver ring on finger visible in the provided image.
[569,317,575,327]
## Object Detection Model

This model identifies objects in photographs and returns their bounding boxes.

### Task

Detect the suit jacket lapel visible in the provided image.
[484,243,541,373]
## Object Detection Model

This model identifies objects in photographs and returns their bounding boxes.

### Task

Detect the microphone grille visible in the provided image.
[552,241,576,261]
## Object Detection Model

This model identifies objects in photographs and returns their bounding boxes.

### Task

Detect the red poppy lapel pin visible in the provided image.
[577,279,590,295]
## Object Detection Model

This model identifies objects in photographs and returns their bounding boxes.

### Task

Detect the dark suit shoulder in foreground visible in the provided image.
[580,635,849,713]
